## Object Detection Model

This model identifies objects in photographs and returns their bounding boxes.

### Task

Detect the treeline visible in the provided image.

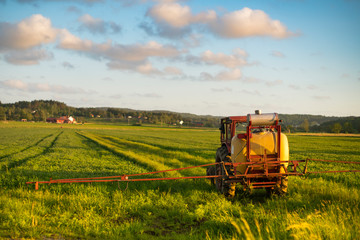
[0,100,359,133]
[311,117,360,133]
[0,100,219,127]
[279,114,360,133]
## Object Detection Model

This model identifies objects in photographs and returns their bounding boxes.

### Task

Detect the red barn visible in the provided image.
[46,116,76,124]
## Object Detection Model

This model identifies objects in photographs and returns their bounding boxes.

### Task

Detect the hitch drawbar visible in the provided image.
[26,159,360,190]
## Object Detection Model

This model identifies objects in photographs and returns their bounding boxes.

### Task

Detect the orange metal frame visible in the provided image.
[25,115,360,191]
[26,159,360,190]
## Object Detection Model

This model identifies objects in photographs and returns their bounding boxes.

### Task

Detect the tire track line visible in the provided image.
[77,132,182,177]
[3,131,64,171]
[102,136,209,172]
[0,133,55,161]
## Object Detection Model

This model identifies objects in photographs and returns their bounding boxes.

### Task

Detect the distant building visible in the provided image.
[193,122,204,127]
[46,116,76,124]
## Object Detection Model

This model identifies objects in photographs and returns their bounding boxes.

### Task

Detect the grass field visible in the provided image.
[1,121,360,239]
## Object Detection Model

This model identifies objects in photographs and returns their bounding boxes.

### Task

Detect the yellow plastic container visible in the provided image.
[231,131,289,174]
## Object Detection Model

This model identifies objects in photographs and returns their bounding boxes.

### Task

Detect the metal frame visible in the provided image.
[26,159,360,190]
[219,114,285,189]
[26,115,360,191]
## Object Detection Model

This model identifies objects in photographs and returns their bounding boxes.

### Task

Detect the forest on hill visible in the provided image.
[0,100,359,133]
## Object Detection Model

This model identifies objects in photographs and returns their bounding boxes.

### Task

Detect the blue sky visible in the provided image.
[0,0,359,116]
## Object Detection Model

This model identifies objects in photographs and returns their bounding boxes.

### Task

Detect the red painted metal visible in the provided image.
[25,114,360,191]
[26,159,360,190]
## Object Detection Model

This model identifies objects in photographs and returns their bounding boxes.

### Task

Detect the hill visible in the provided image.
[0,100,359,133]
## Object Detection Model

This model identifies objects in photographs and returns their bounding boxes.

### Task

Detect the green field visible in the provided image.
[1,122,360,239]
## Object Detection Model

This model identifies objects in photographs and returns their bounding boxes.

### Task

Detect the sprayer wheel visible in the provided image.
[206,165,216,185]
[222,174,236,198]
[215,146,227,192]
[214,146,236,198]
[220,157,236,198]
[215,163,223,192]
[267,176,288,196]
[277,176,289,195]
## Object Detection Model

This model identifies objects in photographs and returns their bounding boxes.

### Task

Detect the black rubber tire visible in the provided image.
[206,165,216,185]
[215,162,223,192]
[214,146,236,198]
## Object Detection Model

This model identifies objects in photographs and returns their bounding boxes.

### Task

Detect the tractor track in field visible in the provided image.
[102,136,210,166]
[118,135,213,159]
[0,133,55,161]
[76,132,183,177]
[76,132,157,172]
[73,131,148,170]
[3,131,63,172]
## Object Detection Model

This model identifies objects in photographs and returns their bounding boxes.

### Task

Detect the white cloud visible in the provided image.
[163,66,183,75]
[16,0,103,4]
[0,79,91,94]
[201,49,248,68]
[148,3,193,28]
[148,2,216,28]
[58,30,182,75]
[266,79,283,86]
[271,51,285,58]
[108,60,183,76]
[62,61,74,69]
[243,77,262,83]
[4,48,53,65]
[132,93,162,98]
[216,68,242,80]
[109,94,122,99]
[210,8,292,38]
[59,31,180,62]
[0,14,177,71]
[139,20,192,39]
[307,85,317,90]
[78,14,121,34]
[58,29,93,51]
[288,84,301,90]
[146,3,293,39]
[0,14,57,50]
[201,68,242,81]
[1,79,27,90]
[136,62,162,75]
[185,48,249,81]
[313,95,331,100]
[181,34,203,48]
[186,48,248,69]
[211,87,232,92]
[240,89,261,96]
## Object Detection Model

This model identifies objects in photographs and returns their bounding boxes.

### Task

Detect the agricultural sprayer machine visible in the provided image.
[27,111,360,197]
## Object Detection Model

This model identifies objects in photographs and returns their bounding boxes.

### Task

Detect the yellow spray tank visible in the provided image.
[231,112,289,175]
[231,129,289,174]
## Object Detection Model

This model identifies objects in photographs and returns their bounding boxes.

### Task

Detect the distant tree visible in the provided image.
[284,125,294,133]
[39,110,47,121]
[343,122,354,133]
[108,112,114,118]
[301,119,310,132]
[0,106,6,120]
[331,123,342,133]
